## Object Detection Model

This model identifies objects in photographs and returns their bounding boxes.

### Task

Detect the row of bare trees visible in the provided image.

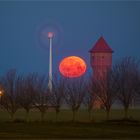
[90,57,140,120]
[0,57,140,122]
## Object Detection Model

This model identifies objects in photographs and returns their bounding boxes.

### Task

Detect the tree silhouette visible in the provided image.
[50,75,65,122]
[16,74,36,122]
[83,77,96,121]
[64,77,86,122]
[113,57,139,118]
[33,75,49,122]
[0,69,20,121]
[93,70,117,120]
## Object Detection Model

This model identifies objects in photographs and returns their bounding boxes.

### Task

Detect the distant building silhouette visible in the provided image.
[89,36,113,108]
[89,36,113,80]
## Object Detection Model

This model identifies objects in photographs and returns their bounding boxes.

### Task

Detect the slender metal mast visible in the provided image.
[48,32,53,93]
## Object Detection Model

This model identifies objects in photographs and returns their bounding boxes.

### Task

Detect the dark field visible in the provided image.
[0,109,140,139]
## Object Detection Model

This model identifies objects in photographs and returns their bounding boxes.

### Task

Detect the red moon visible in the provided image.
[59,56,86,78]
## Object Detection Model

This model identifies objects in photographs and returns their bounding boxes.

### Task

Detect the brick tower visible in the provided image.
[89,36,113,80]
[89,36,113,108]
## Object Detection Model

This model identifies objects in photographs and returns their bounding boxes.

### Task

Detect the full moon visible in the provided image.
[59,56,86,78]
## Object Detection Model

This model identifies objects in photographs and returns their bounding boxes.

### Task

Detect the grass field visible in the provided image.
[0,109,140,139]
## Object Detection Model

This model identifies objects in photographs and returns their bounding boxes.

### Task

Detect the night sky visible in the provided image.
[0,1,140,76]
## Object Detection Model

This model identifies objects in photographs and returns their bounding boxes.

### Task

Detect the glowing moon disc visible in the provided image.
[59,56,86,78]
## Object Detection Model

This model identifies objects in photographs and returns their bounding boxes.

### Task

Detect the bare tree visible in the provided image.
[83,77,96,121]
[50,75,65,121]
[16,74,36,122]
[83,91,94,121]
[64,77,86,122]
[33,75,50,122]
[113,57,139,118]
[0,69,20,121]
[93,70,117,120]
[133,66,140,105]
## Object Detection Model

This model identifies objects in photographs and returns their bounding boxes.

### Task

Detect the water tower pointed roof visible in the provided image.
[89,36,113,53]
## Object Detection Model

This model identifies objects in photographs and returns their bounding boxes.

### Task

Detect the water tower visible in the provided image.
[89,36,113,80]
[89,36,113,108]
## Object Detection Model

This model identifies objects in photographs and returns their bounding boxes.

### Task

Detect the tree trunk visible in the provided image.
[10,113,14,122]
[26,110,30,122]
[88,110,92,122]
[55,111,59,122]
[55,108,60,122]
[124,107,128,119]
[41,111,45,122]
[72,110,76,122]
[106,109,110,120]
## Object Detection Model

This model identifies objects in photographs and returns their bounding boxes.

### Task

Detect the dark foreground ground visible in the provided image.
[0,109,139,139]
[0,121,140,139]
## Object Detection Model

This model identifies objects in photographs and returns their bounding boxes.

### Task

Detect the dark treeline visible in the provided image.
[0,57,140,122]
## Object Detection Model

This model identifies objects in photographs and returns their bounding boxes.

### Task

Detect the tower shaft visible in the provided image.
[48,37,52,92]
